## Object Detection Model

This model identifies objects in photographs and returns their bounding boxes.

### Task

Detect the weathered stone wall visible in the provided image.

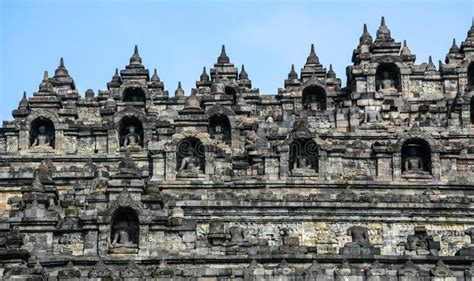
[0,18,473,280]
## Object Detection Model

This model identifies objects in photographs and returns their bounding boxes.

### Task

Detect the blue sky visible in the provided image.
[0,0,472,122]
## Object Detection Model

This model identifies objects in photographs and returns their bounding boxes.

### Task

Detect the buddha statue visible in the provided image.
[178,147,201,173]
[363,110,382,124]
[118,150,139,176]
[211,124,224,142]
[403,145,428,174]
[304,95,322,111]
[346,225,370,246]
[123,125,141,148]
[110,221,137,248]
[214,125,223,135]
[294,155,312,170]
[379,71,396,92]
[32,126,51,148]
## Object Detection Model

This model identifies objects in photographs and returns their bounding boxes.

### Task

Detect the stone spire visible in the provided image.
[151,69,160,82]
[200,67,210,82]
[284,64,301,88]
[107,68,122,89]
[359,23,373,46]
[217,44,230,64]
[19,91,28,109]
[327,64,336,79]
[51,57,76,90]
[39,71,53,93]
[288,64,298,80]
[13,91,30,117]
[426,56,437,72]
[129,45,142,66]
[401,40,411,56]
[54,57,69,77]
[211,44,238,81]
[239,65,249,80]
[376,16,392,41]
[196,66,212,88]
[460,19,474,56]
[306,44,320,65]
[175,81,185,97]
[149,68,164,90]
[301,44,326,82]
[449,38,460,54]
[400,40,416,62]
[121,45,149,82]
[445,38,463,64]
[238,64,251,88]
[371,16,400,56]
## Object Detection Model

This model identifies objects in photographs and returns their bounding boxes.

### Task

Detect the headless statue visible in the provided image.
[346,226,370,246]
[379,71,396,91]
[295,156,312,170]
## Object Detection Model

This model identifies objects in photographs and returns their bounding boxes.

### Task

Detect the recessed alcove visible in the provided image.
[302,85,326,111]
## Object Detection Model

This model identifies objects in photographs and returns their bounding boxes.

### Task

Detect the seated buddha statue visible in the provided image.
[110,221,137,249]
[118,150,140,176]
[378,71,396,93]
[123,125,141,149]
[32,126,52,148]
[403,145,429,175]
[178,147,201,173]
[294,156,312,170]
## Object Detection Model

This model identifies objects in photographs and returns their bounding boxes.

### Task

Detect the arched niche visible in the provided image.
[302,85,327,111]
[208,114,231,144]
[123,87,146,103]
[401,138,431,175]
[30,117,55,149]
[289,138,319,173]
[119,116,144,149]
[109,207,139,250]
[376,63,401,92]
[224,86,237,105]
[176,137,205,173]
[468,63,474,89]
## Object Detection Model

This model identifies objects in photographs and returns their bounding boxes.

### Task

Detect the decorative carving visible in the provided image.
[404,226,440,255]
[35,159,55,184]
[120,260,144,278]
[58,261,81,279]
[305,260,324,277]
[88,259,112,278]
[431,260,453,277]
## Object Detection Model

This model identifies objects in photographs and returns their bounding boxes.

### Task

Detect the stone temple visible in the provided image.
[0,17,474,280]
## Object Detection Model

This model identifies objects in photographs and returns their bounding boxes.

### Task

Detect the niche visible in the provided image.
[302,85,327,111]
[209,114,231,144]
[30,117,55,149]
